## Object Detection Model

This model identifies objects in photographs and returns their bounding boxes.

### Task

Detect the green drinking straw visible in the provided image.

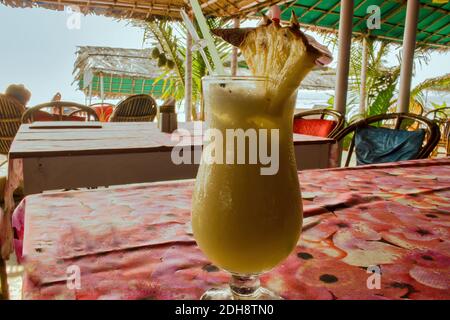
[189,0,226,75]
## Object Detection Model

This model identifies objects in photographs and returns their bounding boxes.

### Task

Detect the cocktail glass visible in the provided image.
[192,76,303,300]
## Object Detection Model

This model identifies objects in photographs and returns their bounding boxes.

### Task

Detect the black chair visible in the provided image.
[334,113,441,167]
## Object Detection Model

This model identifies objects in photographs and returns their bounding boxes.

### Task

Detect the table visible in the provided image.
[8,121,334,195]
[14,158,450,299]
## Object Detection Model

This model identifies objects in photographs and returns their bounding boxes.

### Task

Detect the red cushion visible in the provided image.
[61,114,85,121]
[92,105,113,122]
[293,118,337,137]
[33,110,57,121]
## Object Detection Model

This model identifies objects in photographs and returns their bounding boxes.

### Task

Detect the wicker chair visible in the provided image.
[293,109,345,138]
[109,94,157,122]
[22,101,99,123]
[424,107,450,156]
[0,95,24,157]
[334,113,441,167]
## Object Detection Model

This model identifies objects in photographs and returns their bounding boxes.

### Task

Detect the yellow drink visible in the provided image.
[192,77,302,275]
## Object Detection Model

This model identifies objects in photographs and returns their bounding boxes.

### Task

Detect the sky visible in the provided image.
[0,5,449,107]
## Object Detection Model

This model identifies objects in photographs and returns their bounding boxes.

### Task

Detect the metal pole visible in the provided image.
[185,23,193,122]
[333,0,354,114]
[231,18,240,76]
[398,0,420,113]
[359,36,368,115]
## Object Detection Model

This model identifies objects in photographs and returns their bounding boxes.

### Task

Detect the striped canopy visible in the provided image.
[277,0,449,49]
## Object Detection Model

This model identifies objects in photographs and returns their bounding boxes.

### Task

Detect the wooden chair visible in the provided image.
[22,101,99,123]
[0,95,24,158]
[293,109,345,138]
[424,107,450,156]
[109,94,157,122]
[334,113,441,167]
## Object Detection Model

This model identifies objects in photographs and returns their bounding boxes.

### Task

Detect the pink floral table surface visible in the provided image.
[12,158,450,299]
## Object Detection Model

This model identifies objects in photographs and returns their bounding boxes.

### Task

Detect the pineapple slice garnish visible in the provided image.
[212,12,332,110]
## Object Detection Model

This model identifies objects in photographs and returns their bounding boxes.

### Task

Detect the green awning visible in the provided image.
[276,0,449,49]
[78,75,168,98]
[73,46,172,99]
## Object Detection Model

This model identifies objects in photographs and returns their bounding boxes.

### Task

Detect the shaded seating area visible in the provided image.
[334,113,440,167]
[0,0,449,302]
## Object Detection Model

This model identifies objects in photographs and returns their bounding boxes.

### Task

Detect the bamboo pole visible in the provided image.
[398,0,420,113]
[359,36,368,115]
[185,23,193,122]
[333,0,354,114]
[231,18,240,76]
[100,73,105,104]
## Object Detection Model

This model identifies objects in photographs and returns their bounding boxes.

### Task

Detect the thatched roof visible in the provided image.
[74,46,160,79]
[1,1,449,49]
[73,46,167,99]
[73,46,336,99]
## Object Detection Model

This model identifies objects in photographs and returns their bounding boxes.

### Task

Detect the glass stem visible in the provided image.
[229,274,261,298]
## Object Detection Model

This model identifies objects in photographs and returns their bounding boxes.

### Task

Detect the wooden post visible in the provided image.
[398,0,420,113]
[100,73,105,105]
[185,26,193,122]
[359,36,368,115]
[333,0,354,114]
[231,18,240,76]
[332,0,353,167]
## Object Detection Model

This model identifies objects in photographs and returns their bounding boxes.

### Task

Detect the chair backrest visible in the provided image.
[0,95,24,155]
[22,101,99,123]
[425,107,450,153]
[109,94,157,122]
[334,113,441,167]
[293,108,345,138]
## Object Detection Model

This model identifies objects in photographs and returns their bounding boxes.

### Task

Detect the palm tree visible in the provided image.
[140,18,232,120]
[348,38,449,120]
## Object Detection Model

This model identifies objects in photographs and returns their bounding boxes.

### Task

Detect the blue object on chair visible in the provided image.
[354,126,426,165]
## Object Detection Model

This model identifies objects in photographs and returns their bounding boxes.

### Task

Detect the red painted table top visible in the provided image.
[14,158,450,299]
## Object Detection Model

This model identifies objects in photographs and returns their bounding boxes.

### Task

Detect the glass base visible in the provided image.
[200,286,283,300]
[201,274,282,300]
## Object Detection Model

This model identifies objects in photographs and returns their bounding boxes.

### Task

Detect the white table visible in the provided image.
[9,121,335,195]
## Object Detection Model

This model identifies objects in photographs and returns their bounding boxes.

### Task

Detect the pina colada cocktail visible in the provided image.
[192,77,302,275]
[192,10,332,300]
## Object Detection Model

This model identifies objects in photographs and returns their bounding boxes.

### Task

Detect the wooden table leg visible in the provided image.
[0,257,9,300]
